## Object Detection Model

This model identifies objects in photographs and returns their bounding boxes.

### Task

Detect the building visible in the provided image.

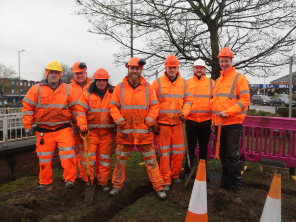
[270,72,296,85]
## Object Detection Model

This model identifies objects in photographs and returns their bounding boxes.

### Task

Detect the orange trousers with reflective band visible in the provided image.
[112,143,164,192]
[36,127,77,185]
[156,124,185,185]
[71,128,85,180]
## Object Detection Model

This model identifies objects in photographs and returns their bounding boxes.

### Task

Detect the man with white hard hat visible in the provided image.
[183,59,214,179]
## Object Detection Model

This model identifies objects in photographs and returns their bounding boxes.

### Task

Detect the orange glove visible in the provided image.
[118,120,126,129]
[80,124,88,133]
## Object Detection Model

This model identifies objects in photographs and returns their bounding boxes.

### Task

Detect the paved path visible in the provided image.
[249,104,276,113]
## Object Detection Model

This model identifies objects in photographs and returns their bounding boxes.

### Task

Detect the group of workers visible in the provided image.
[22,47,250,201]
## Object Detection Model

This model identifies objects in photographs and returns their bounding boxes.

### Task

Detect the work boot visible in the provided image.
[36,184,46,189]
[98,185,110,193]
[233,186,243,194]
[109,188,121,197]
[66,181,74,189]
[172,178,181,184]
[163,185,170,192]
[156,190,167,201]
[219,181,233,190]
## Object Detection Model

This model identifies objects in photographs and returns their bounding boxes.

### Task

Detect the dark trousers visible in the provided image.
[215,127,242,187]
[184,119,212,174]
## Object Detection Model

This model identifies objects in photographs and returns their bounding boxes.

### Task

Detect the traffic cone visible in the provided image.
[260,173,281,222]
[185,159,207,222]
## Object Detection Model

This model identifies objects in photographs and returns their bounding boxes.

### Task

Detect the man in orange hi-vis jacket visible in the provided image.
[211,47,250,194]
[75,68,115,192]
[152,55,194,193]
[69,61,92,181]
[108,57,167,201]
[22,61,77,189]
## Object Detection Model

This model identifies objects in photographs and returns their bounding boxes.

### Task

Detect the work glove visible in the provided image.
[80,124,88,133]
[179,114,186,123]
[144,119,152,127]
[118,120,126,129]
[151,125,160,135]
[72,126,80,135]
[25,128,35,136]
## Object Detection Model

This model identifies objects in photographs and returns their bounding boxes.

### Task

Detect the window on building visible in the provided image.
[20,89,23,92]
[20,82,23,86]
[28,82,31,86]
[24,82,26,86]
[11,89,14,93]
[11,81,14,85]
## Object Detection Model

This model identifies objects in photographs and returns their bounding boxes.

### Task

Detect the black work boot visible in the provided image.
[233,186,243,194]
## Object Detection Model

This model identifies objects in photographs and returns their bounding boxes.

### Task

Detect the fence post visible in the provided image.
[3,114,8,146]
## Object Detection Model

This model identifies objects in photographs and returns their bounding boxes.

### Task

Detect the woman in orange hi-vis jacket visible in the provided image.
[68,61,92,181]
[22,61,77,189]
[108,57,167,201]
[211,47,250,194]
[152,55,194,193]
[75,68,115,192]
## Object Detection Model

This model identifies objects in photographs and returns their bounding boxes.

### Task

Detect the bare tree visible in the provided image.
[0,64,17,106]
[75,0,296,80]
[41,63,74,83]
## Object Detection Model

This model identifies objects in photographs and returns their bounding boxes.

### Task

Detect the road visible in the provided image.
[249,104,276,113]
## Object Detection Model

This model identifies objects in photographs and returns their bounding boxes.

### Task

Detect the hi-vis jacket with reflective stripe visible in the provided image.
[75,88,116,132]
[109,76,159,145]
[69,78,92,123]
[22,81,75,130]
[212,67,250,125]
[188,75,215,123]
[152,72,194,125]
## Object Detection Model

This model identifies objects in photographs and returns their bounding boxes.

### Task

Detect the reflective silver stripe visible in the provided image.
[88,91,91,109]
[145,82,149,108]
[172,150,185,154]
[145,116,154,125]
[99,153,112,159]
[184,102,192,106]
[66,84,70,102]
[88,124,116,129]
[159,144,171,150]
[158,152,170,157]
[144,158,156,165]
[172,143,185,148]
[37,84,41,104]
[120,82,125,106]
[193,95,211,98]
[185,93,192,97]
[39,158,52,163]
[141,150,155,158]
[159,110,181,114]
[157,77,162,96]
[35,121,71,126]
[241,110,247,114]
[36,104,69,109]
[121,105,149,110]
[183,78,186,96]
[159,94,184,99]
[110,100,121,108]
[117,129,150,134]
[190,110,212,114]
[116,157,129,165]
[213,93,238,99]
[115,151,132,157]
[58,146,75,152]
[23,97,37,107]
[230,73,241,96]
[81,151,96,158]
[59,153,77,159]
[116,117,125,125]
[89,108,109,112]
[236,101,245,111]
[212,111,221,114]
[81,159,95,166]
[239,90,249,96]
[212,110,248,115]
[76,112,86,117]
[22,111,34,115]
[37,151,55,156]
[76,101,89,110]
[150,99,158,106]
[209,78,213,97]
[99,160,111,167]
[75,144,83,149]
[69,98,79,107]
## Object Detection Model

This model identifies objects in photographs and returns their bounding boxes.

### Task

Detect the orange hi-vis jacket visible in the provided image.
[22,81,75,130]
[69,78,92,123]
[187,75,214,123]
[212,67,250,125]
[76,88,116,133]
[109,76,159,145]
[152,72,194,125]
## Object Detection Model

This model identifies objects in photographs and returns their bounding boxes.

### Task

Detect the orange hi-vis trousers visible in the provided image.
[36,127,77,185]
[74,137,85,179]
[156,124,185,185]
[112,143,164,192]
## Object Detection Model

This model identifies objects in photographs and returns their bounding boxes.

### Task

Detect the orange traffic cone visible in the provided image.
[185,159,207,222]
[260,173,281,222]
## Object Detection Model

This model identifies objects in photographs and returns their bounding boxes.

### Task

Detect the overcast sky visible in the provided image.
[0,0,294,86]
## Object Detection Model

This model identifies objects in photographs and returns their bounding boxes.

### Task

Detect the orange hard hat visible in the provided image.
[72,62,87,73]
[217,47,234,58]
[125,57,146,69]
[93,68,110,79]
[164,55,180,67]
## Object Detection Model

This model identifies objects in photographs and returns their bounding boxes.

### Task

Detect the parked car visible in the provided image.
[251,95,271,106]
[269,97,296,107]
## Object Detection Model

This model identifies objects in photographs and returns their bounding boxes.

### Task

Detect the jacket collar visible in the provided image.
[70,77,91,85]
[164,71,181,82]
[220,67,236,77]
[193,74,206,81]
[41,79,64,90]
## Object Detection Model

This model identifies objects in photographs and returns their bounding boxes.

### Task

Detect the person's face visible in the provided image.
[73,71,87,84]
[193,66,206,76]
[95,79,108,92]
[165,66,179,78]
[47,70,60,84]
[128,66,142,82]
[219,57,232,71]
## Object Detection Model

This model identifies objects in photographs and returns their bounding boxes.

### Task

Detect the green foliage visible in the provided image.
[277,107,296,117]
[247,109,282,117]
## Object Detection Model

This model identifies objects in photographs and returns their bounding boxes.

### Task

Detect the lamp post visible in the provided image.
[18,50,25,106]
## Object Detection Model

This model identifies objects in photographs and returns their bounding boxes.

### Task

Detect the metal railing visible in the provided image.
[0,108,23,114]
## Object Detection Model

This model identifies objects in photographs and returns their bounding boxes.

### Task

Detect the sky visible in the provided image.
[0,0,295,86]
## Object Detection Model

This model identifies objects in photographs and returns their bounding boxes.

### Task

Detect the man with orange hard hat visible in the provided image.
[109,57,167,201]
[69,62,92,182]
[152,55,194,192]
[75,68,115,192]
[22,61,77,189]
[211,47,250,194]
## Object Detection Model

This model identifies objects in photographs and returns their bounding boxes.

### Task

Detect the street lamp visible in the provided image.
[18,50,25,106]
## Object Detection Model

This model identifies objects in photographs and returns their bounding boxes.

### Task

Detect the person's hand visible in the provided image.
[118,120,126,129]
[151,125,160,135]
[179,114,186,122]
[145,119,152,127]
[217,111,227,118]
[25,128,34,136]
[211,123,215,133]
[72,126,80,135]
[80,124,88,133]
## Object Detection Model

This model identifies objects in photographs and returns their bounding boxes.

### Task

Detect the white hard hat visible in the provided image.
[193,59,206,67]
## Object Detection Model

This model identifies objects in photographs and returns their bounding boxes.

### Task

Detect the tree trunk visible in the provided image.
[209,22,220,80]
